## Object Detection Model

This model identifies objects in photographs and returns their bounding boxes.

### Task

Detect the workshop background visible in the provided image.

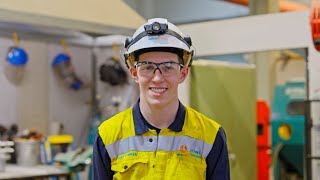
[0,0,319,180]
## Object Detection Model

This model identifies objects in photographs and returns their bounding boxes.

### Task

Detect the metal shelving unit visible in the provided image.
[305,48,320,180]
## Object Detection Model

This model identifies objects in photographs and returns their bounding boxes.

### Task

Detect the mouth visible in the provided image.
[150,87,167,94]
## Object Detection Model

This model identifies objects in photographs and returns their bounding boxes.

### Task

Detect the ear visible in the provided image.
[129,67,139,83]
[179,67,189,84]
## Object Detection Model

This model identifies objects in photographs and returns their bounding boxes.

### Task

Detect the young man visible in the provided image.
[93,18,230,180]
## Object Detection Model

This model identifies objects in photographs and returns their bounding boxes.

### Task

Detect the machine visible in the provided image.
[271,79,305,180]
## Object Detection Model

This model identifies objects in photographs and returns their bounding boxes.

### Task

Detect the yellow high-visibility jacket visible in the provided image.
[93,102,230,180]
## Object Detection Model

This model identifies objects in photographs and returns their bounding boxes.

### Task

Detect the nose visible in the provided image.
[152,67,162,75]
[151,68,164,82]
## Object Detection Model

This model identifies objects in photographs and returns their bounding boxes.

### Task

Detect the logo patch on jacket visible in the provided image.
[178,145,202,159]
[117,152,137,160]
[180,145,188,153]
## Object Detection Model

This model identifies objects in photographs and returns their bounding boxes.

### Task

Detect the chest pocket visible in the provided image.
[166,156,207,180]
[111,158,149,180]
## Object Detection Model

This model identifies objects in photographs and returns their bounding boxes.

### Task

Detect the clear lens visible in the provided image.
[152,23,161,31]
[136,61,182,77]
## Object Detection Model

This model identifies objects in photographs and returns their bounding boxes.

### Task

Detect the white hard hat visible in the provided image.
[123,18,194,68]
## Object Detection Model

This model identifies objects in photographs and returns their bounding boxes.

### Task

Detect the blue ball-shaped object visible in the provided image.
[52,53,70,66]
[6,47,29,66]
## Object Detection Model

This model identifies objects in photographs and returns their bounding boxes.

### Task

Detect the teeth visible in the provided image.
[151,88,166,93]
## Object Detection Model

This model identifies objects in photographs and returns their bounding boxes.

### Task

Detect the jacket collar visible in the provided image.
[132,100,186,135]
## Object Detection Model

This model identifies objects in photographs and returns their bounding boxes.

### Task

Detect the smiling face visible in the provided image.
[130,51,189,108]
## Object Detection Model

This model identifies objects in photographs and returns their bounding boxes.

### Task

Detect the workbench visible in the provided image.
[0,164,70,180]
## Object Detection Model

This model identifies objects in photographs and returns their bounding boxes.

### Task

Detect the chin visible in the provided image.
[147,98,166,107]
[146,95,178,108]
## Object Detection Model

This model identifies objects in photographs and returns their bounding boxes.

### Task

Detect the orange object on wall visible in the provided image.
[311,0,320,51]
[225,0,308,12]
[257,101,271,180]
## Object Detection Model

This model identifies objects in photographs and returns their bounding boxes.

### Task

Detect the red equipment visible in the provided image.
[311,0,320,51]
[257,101,271,180]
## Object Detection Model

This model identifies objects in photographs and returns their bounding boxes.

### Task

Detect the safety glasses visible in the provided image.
[134,61,184,77]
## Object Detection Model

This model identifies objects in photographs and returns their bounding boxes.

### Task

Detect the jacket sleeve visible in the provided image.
[93,132,114,180]
[206,127,230,180]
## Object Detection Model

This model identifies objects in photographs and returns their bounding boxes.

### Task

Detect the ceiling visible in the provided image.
[124,0,310,24]
[0,0,145,40]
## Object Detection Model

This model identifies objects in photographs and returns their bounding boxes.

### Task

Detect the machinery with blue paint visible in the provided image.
[271,79,305,179]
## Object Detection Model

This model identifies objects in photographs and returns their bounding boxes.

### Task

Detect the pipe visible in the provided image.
[225,0,309,12]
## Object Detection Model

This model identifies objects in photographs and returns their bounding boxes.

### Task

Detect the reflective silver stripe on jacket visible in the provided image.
[106,135,213,159]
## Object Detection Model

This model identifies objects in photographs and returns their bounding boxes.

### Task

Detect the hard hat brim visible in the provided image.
[126,34,191,55]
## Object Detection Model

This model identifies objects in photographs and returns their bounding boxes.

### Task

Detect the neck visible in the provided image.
[139,98,179,129]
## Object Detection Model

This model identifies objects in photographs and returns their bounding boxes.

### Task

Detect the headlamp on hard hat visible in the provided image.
[144,22,168,35]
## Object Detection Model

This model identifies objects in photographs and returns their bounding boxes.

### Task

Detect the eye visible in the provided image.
[141,64,155,71]
[164,65,173,71]
[163,63,176,71]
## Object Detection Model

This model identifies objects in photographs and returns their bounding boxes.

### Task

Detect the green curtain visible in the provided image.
[190,60,257,180]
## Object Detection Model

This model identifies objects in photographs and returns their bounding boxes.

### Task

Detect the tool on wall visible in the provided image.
[51,40,83,90]
[99,43,127,86]
[4,32,29,85]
